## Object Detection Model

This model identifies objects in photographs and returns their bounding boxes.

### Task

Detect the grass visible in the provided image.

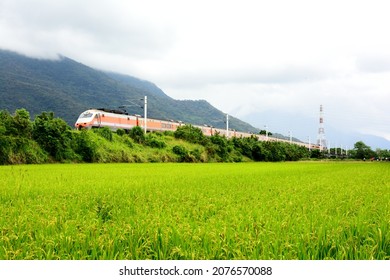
[0,161,389,259]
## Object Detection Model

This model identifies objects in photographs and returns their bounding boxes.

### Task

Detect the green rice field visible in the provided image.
[0,162,389,260]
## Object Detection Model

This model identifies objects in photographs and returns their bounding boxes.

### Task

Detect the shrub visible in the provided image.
[173,145,199,162]
[73,130,98,162]
[94,127,113,141]
[0,135,12,164]
[121,135,134,148]
[116,129,125,136]
[145,133,166,149]
[190,149,202,161]
[129,126,145,144]
[210,133,232,161]
[163,130,175,137]
[173,145,189,162]
[0,136,48,164]
[174,125,205,144]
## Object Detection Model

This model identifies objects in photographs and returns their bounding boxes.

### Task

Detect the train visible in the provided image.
[74,108,321,150]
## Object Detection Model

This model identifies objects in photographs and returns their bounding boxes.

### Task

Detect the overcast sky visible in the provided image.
[1,0,389,147]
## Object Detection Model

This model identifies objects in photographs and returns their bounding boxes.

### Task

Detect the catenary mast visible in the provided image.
[317,104,327,151]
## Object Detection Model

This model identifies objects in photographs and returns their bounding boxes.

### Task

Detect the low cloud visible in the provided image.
[357,54,390,73]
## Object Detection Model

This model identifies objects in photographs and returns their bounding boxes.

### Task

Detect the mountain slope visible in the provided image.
[0,50,258,132]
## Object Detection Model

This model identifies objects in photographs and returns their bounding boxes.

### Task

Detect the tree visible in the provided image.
[353,141,376,160]
[174,124,205,144]
[209,133,231,161]
[259,130,273,136]
[32,112,73,161]
[12,109,33,138]
[376,148,390,160]
[0,109,30,137]
[0,110,12,135]
[0,109,48,164]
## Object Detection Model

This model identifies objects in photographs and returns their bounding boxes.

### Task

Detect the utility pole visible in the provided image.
[144,96,147,133]
[120,96,147,131]
[226,114,229,138]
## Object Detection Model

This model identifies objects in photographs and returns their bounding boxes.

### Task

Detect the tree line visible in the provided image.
[0,109,388,165]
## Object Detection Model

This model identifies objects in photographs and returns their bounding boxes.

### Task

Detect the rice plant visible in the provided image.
[0,162,389,259]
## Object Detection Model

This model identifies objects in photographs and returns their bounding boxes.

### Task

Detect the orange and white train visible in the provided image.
[74,108,320,150]
[75,108,222,136]
[75,108,180,133]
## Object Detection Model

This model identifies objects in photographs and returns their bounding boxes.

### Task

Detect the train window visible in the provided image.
[79,112,93,118]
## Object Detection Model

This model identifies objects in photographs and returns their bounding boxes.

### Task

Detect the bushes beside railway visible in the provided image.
[4,108,385,165]
[0,109,184,164]
[171,125,311,162]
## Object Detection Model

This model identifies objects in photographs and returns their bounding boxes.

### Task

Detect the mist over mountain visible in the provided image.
[0,49,258,133]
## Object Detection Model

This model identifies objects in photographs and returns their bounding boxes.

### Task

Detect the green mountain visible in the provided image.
[0,49,258,132]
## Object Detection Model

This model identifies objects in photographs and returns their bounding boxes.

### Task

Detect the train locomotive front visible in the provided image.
[75,110,98,129]
[75,109,139,130]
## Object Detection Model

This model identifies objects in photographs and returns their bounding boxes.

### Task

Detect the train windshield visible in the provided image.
[79,112,94,119]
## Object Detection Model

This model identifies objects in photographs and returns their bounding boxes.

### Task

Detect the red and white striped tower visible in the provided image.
[317,105,327,150]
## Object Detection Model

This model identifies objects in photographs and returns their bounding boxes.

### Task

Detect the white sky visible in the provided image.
[1,0,390,147]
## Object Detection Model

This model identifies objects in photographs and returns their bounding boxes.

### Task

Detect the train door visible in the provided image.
[95,113,102,128]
